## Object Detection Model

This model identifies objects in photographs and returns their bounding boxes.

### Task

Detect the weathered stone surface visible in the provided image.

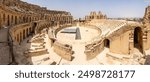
[53,41,73,61]
[0,46,11,64]
[144,6,150,24]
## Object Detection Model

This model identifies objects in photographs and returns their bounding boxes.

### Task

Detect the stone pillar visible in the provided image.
[3,13,6,26]
[28,28,30,37]
[147,29,150,49]
[18,33,21,43]
[25,29,27,39]
[20,32,23,43]
[129,31,134,54]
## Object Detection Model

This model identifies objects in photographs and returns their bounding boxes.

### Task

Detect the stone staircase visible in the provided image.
[21,33,57,65]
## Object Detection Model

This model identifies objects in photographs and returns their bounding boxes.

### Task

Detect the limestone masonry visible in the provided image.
[0,0,150,65]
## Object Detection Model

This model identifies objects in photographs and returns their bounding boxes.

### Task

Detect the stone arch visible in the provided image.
[29,27,31,33]
[15,16,17,24]
[32,22,37,33]
[17,34,19,42]
[104,39,110,48]
[7,15,10,26]
[134,27,143,53]
[23,29,25,39]
[20,32,22,42]
[11,15,13,24]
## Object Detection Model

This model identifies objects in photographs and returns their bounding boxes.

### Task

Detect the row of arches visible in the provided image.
[12,21,52,44]
[0,13,72,29]
[14,26,33,43]
[0,12,41,28]
[0,6,73,30]
[1,13,18,26]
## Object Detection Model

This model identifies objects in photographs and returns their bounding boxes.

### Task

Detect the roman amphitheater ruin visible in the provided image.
[0,0,150,65]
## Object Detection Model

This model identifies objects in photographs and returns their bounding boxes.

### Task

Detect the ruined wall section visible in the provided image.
[143,6,150,50]
[53,41,73,61]
[84,40,104,60]
[144,6,150,24]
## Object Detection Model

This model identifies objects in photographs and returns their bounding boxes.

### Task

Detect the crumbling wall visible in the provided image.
[53,41,73,61]
[34,20,51,34]
[84,40,104,60]
[109,30,130,55]
[143,6,150,24]
[143,6,150,50]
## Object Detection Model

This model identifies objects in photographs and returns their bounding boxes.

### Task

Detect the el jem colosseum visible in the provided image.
[1,0,150,65]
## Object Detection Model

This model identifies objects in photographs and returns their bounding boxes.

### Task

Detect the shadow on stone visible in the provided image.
[71,56,75,61]
[51,61,57,65]
[144,55,150,65]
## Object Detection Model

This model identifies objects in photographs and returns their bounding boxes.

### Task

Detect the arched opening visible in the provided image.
[17,34,19,42]
[23,29,25,39]
[32,22,37,34]
[134,27,143,53]
[104,39,110,48]
[11,15,13,24]
[23,16,25,23]
[20,32,22,43]
[7,15,10,26]
[15,16,17,24]
[29,27,31,33]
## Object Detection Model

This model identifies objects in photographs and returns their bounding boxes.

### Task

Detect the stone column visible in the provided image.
[129,31,134,54]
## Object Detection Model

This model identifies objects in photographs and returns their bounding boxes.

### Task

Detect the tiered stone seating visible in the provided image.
[40,57,56,65]
[23,32,57,65]
[24,49,48,57]
[88,20,127,37]
[27,33,46,43]
[24,33,48,57]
